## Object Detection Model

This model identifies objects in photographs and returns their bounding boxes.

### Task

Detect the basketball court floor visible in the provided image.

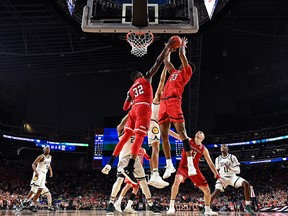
[1,210,288,216]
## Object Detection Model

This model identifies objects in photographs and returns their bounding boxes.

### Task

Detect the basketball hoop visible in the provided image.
[126,32,154,57]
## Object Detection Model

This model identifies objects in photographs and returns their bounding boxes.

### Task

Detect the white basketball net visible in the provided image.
[126,32,154,57]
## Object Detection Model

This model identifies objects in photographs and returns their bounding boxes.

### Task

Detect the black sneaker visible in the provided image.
[106,202,115,215]
[28,205,37,212]
[147,204,161,215]
[120,167,137,185]
[48,206,56,211]
[22,200,30,209]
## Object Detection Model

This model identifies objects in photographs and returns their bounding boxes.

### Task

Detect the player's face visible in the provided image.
[43,146,50,154]
[195,131,205,141]
[221,145,228,153]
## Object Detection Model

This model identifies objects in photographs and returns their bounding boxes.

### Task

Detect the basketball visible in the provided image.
[170,35,182,49]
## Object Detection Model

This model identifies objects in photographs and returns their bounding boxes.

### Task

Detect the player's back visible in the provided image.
[129,77,153,104]
[163,66,192,99]
[36,154,51,174]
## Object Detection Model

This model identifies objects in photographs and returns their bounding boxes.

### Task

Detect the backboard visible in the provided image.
[82,0,199,34]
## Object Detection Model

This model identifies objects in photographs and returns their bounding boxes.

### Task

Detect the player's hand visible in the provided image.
[35,172,39,177]
[219,177,227,188]
[181,37,188,48]
[50,172,53,178]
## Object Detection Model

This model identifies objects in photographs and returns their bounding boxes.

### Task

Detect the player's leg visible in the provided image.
[199,186,218,215]
[124,186,139,214]
[121,105,151,184]
[23,187,37,208]
[160,121,176,179]
[114,181,132,212]
[148,139,169,188]
[41,186,55,211]
[167,174,184,214]
[102,124,134,175]
[107,176,124,214]
[173,121,196,176]
[28,173,46,212]
[138,179,161,215]
[234,177,254,214]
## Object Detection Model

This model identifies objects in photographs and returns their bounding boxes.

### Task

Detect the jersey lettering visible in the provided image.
[132,85,144,97]
[169,73,178,81]
[191,150,197,159]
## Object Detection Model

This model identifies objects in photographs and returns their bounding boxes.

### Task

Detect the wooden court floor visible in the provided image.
[1,210,287,216]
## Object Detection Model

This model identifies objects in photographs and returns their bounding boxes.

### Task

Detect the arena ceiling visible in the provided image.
[0,0,288,135]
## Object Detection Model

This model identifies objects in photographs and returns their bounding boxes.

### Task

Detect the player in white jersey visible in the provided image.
[23,146,54,212]
[103,115,161,215]
[147,66,169,188]
[210,144,255,214]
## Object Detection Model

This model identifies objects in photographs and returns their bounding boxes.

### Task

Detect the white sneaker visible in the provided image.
[163,166,176,179]
[124,206,138,214]
[188,165,197,176]
[148,173,169,188]
[101,164,111,175]
[114,201,122,213]
[167,207,175,215]
[204,209,218,215]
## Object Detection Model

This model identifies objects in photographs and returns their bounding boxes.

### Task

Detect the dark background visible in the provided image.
[0,0,288,142]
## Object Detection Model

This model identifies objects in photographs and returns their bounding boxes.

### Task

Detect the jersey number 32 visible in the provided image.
[133,85,144,97]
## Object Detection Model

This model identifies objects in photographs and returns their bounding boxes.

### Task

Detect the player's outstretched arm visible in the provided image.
[179,37,189,68]
[145,40,173,80]
[168,130,181,140]
[153,66,167,103]
[117,114,129,137]
[203,148,219,177]
[164,51,175,74]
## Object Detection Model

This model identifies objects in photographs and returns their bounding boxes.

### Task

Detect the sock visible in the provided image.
[147,199,153,207]
[245,201,251,205]
[153,168,158,173]
[127,200,133,208]
[205,206,211,211]
[170,200,175,208]
[118,196,123,203]
[187,156,194,167]
[127,159,135,169]
[166,159,173,168]
[109,197,116,203]
[108,156,116,166]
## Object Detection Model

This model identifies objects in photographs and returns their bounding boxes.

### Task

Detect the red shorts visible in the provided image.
[158,98,184,125]
[124,178,140,188]
[176,166,208,187]
[125,103,151,135]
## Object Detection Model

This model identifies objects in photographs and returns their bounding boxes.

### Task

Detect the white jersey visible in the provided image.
[118,135,135,161]
[36,154,51,174]
[151,102,160,121]
[215,153,240,177]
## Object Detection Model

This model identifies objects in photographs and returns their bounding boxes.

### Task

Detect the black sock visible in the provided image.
[108,156,116,166]
[129,193,136,201]
[127,159,135,169]
[183,138,191,152]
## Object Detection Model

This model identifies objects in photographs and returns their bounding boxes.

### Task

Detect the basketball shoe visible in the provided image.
[163,166,176,179]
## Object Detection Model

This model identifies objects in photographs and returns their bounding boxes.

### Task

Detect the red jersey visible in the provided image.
[138,148,150,165]
[162,65,192,99]
[179,138,204,170]
[129,77,153,105]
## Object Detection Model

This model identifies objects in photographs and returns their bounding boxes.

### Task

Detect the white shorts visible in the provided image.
[215,175,245,192]
[117,155,145,179]
[148,120,160,146]
[30,171,46,189]
[41,186,50,195]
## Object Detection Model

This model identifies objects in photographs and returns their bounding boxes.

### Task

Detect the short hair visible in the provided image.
[130,71,142,81]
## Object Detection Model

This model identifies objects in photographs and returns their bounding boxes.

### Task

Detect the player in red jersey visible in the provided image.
[158,37,197,179]
[167,131,223,215]
[102,39,173,184]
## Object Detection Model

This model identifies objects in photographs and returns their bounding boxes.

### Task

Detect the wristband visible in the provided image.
[215,174,221,180]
